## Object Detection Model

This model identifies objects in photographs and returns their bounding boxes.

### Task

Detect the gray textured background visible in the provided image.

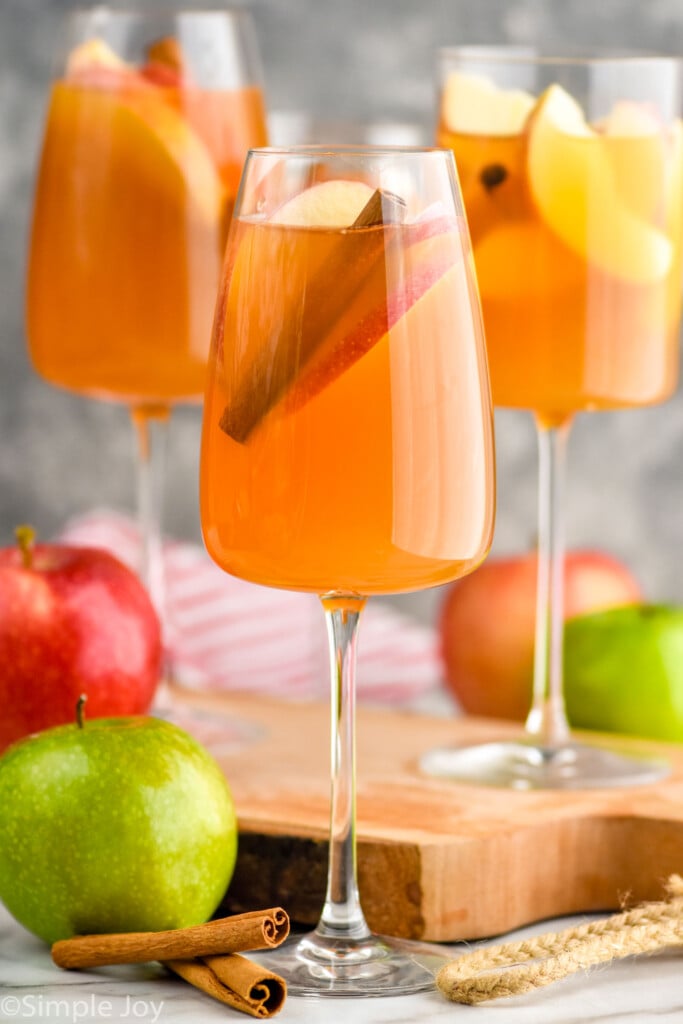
[2,0,683,626]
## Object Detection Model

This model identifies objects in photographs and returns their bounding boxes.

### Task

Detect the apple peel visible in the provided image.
[65,38,148,93]
[219,184,408,442]
[282,216,463,414]
[66,38,130,77]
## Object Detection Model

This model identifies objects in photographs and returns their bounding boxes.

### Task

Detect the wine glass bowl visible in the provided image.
[201,148,495,596]
[26,7,268,671]
[28,6,267,409]
[200,145,495,995]
[436,50,682,423]
[422,49,683,788]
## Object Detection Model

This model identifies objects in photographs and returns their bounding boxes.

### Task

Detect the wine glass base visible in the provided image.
[419,739,670,790]
[250,930,447,997]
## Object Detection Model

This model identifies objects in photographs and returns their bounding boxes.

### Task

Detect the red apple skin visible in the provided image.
[65,65,148,93]
[0,544,162,752]
[439,550,642,720]
[284,215,463,412]
[140,63,184,89]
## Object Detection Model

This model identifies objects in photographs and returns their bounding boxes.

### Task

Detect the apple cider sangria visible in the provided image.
[438,67,683,426]
[25,10,270,700]
[424,51,683,788]
[201,172,495,596]
[27,32,268,404]
[200,147,495,994]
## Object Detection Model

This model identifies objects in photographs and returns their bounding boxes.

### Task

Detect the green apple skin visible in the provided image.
[0,716,238,944]
[565,605,683,742]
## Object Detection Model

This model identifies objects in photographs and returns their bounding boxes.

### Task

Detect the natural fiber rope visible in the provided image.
[436,875,683,1005]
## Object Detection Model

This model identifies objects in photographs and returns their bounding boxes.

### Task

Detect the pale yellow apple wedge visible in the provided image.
[271,179,375,226]
[527,84,672,283]
[601,101,668,220]
[62,39,225,227]
[441,70,535,135]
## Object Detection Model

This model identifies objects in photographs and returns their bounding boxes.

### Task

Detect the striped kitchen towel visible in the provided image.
[58,509,447,706]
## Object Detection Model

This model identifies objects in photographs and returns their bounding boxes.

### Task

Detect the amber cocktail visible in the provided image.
[425,51,683,787]
[438,65,682,423]
[200,147,495,995]
[26,8,268,659]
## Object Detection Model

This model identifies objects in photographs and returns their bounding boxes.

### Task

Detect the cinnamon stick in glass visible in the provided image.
[218,187,406,444]
[51,907,289,969]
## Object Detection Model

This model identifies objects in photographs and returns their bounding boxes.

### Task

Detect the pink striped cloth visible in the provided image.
[58,510,445,705]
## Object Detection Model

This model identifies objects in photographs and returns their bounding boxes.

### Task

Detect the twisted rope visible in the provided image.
[436,875,683,1005]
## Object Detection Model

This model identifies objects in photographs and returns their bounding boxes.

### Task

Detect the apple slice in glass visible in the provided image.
[271,178,377,227]
[220,180,462,441]
[527,84,673,283]
[282,214,464,414]
[62,39,225,226]
[441,70,535,136]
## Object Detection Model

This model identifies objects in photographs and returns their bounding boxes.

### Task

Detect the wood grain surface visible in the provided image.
[187,692,683,941]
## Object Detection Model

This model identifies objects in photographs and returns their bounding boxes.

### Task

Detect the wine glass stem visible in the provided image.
[318,593,371,942]
[525,420,572,747]
[131,404,170,643]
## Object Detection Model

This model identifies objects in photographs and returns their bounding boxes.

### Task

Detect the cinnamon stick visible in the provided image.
[51,908,289,970]
[219,187,406,443]
[167,953,286,1018]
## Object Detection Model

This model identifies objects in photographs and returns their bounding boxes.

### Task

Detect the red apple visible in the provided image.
[0,528,162,752]
[439,549,642,720]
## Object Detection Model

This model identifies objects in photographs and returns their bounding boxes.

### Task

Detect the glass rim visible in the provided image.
[246,144,453,158]
[66,5,253,21]
[437,45,683,69]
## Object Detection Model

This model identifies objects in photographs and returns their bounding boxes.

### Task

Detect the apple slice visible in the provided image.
[603,100,662,137]
[601,101,669,221]
[271,179,376,227]
[220,182,405,441]
[527,84,672,283]
[63,37,225,224]
[65,38,148,93]
[282,217,462,414]
[58,54,225,227]
[441,71,535,136]
[66,38,129,77]
[219,182,461,441]
[121,94,225,225]
[665,120,683,236]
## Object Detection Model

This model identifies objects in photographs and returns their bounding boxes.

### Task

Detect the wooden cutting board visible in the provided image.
[183,692,683,941]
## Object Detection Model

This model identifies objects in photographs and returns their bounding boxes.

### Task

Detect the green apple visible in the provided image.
[439,549,642,720]
[0,712,238,944]
[565,605,683,742]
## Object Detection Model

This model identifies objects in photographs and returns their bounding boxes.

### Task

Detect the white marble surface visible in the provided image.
[0,904,681,1024]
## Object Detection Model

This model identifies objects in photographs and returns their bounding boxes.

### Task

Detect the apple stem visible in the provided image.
[14,525,36,570]
[76,695,87,729]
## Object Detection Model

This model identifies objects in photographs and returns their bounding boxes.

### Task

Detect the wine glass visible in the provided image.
[199,145,495,995]
[421,49,683,788]
[26,7,268,689]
